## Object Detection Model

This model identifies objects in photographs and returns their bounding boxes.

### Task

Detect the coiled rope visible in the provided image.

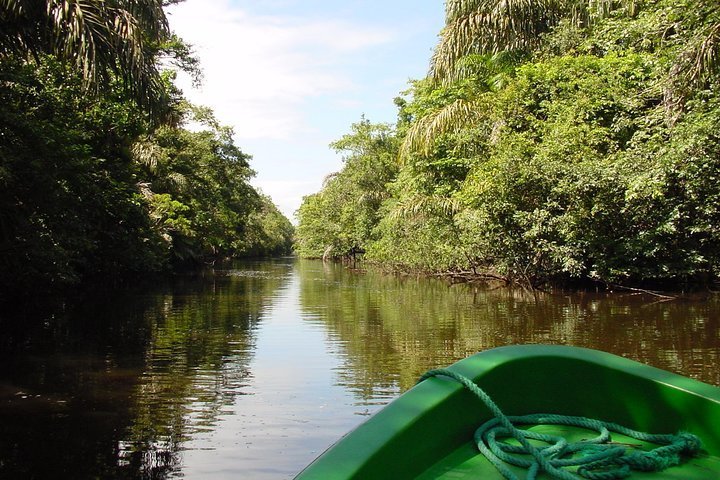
[419,369,702,480]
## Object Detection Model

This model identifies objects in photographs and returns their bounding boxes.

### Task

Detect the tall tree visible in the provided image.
[295,119,398,259]
[431,0,636,82]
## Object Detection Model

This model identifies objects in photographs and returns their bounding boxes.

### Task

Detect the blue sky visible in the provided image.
[166,0,445,221]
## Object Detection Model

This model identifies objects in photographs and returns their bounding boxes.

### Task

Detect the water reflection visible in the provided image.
[0,258,717,479]
[0,259,293,479]
[296,260,720,397]
[117,260,293,478]
[0,291,152,479]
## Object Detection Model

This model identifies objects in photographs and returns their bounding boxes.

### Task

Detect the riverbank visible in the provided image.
[295,2,720,292]
[311,255,719,299]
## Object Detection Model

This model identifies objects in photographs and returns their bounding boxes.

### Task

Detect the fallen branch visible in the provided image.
[605,283,679,300]
[435,271,510,284]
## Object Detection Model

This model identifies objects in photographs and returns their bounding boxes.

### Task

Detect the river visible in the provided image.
[0,258,718,478]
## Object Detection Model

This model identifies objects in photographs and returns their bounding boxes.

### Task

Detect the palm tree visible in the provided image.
[401,53,513,159]
[0,0,169,111]
[665,2,720,119]
[427,0,718,130]
[432,0,638,83]
[431,0,564,83]
[402,0,636,158]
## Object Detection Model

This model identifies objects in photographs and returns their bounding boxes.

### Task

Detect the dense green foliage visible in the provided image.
[0,1,293,302]
[294,118,398,258]
[296,0,720,288]
[134,105,293,262]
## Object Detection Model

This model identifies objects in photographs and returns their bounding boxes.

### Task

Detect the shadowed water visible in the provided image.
[0,258,718,478]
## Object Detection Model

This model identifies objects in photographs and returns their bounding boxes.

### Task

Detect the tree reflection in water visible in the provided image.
[0,258,717,479]
[0,259,292,479]
[296,259,720,401]
[116,262,292,478]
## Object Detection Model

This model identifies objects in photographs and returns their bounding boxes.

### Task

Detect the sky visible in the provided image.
[165,0,445,222]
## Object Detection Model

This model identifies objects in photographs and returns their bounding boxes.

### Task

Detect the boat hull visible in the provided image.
[296,345,720,479]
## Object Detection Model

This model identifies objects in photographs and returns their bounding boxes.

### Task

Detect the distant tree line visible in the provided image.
[0,1,293,303]
[296,0,720,289]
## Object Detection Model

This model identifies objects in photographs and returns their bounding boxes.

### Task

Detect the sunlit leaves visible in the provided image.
[130,103,292,261]
[401,97,488,159]
[266,0,720,287]
[295,120,398,259]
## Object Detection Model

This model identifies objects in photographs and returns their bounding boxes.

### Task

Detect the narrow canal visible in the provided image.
[1,258,718,478]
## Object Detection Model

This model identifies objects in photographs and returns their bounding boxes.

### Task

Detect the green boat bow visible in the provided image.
[296,345,720,479]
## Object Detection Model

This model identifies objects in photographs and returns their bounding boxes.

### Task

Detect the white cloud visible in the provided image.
[164,0,444,220]
[166,0,395,141]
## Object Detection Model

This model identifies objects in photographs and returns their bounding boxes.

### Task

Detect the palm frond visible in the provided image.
[679,22,720,87]
[389,194,462,221]
[665,21,720,120]
[430,7,493,82]
[433,0,635,84]
[167,171,187,190]
[440,50,523,86]
[400,97,487,160]
[432,0,566,81]
[126,0,169,39]
[1,1,169,113]
[132,137,163,171]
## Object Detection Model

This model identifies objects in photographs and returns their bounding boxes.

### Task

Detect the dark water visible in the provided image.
[0,258,718,479]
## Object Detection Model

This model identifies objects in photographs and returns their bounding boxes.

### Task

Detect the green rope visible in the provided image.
[419,369,702,480]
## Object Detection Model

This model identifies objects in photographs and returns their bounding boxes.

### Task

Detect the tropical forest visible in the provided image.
[0,0,294,305]
[296,0,720,290]
[1,1,720,479]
